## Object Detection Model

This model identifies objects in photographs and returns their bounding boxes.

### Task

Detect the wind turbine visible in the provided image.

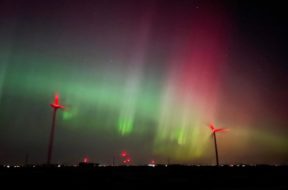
[209,123,228,166]
[47,94,64,165]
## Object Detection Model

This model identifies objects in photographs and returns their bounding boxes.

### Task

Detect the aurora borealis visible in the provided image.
[0,0,287,165]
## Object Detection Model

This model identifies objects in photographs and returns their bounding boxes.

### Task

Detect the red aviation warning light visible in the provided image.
[50,94,64,109]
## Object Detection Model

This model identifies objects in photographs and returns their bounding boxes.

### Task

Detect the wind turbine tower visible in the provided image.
[209,123,228,166]
[47,94,64,165]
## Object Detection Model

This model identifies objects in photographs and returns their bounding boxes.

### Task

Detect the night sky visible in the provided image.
[0,0,287,165]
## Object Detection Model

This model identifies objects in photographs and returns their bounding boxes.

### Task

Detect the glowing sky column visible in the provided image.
[118,12,152,135]
[47,94,64,165]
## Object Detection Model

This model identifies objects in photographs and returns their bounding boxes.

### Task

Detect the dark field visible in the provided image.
[0,165,287,188]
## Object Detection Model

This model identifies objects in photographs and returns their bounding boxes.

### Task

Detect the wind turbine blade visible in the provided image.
[54,94,59,105]
[214,128,229,133]
[209,123,215,131]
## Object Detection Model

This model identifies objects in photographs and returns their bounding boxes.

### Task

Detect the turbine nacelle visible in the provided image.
[209,123,228,134]
[50,94,64,109]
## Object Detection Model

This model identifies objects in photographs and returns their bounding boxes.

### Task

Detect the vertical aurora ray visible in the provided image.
[154,5,231,161]
[118,11,154,135]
